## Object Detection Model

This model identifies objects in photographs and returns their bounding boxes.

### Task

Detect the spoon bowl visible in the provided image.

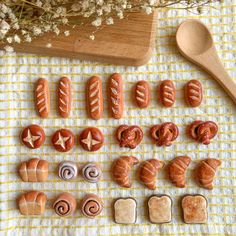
[176,19,236,104]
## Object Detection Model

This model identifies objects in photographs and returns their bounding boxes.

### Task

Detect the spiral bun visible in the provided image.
[80,194,103,218]
[58,161,78,181]
[82,163,102,183]
[53,193,77,216]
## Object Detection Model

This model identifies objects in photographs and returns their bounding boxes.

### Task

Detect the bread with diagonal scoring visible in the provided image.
[160,80,176,107]
[135,80,150,108]
[108,73,124,119]
[184,79,203,107]
[86,76,103,120]
[35,78,50,118]
[58,76,71,118]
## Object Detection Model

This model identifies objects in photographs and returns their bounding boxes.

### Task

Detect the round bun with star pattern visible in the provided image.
[51,129,75,152]
[20,124,45,149]
[79,127,104,152]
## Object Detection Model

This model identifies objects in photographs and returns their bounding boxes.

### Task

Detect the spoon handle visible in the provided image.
[201,49,236,104]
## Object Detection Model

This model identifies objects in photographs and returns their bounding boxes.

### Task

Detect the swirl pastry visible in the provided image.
[58,161,78,181]
[80,194,103,218]
[82,163,102,183]
[53,193,77,216]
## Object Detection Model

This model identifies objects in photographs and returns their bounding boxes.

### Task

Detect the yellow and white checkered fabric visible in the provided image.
[0,1,235,235]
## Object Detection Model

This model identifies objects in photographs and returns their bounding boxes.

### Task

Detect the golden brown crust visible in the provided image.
[18,191,47,215]
[108,73,124,119]
[18,158,48,182]
[58,77,72,118]
[184,80,203,107]
[139,159,165,190]
[169,156,191,188]
[53,193,77,216]
[112,156,139,188]
[159,80,176,107]
[135,80,150,108]
[86,76,103,120]
[35,78,50,118]
[195,158,221,190]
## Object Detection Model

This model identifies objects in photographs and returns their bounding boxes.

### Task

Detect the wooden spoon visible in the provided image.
[176,19,236,104]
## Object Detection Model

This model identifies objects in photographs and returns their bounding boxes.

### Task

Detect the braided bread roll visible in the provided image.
[53,193,77,216]
[82,163,102,183]
[58,77,72,118]
[58,161,78,181]
[18,191,47,215]
[35,78,50,118]
[86,76,103,120]
[108,73,124,119]
[18,158,48,182]
[80,194,103,218]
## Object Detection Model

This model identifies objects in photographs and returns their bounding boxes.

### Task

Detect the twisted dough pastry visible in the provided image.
[53,193,77,216]
[80,194,103,218]
[58,161,78,180]
[112,156,139,188]
[116,125,143,149]
[188,120,218,145]
[82,163,102,183]
[150,122,179,146]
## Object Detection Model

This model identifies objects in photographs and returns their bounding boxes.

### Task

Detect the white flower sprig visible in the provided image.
[0,0,222,52]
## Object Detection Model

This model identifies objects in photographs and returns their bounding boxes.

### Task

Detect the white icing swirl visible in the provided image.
[58,161,78,180]
[82,163,102,183]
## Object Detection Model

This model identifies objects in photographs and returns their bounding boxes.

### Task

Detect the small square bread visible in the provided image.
[114,198,137,224]
[148,195,172,223]
[182,195,208,224]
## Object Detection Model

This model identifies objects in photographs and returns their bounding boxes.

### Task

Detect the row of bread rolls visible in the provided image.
[18,191,208,224]
[35,74,203,119]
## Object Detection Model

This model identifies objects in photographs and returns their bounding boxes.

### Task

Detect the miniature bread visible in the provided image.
[187,120,218,145]
[182,195,208,224]
[139,159,165,190]
[18,191,47,215]
[58,76,72,118]
[159,80,176,107]
[195,158,221,190]
[86,76,103,120]
[20,124,45,149]
[80,194,103,218]
[169,156,191,188]
[35,78,50,118]
[108,73,124,119]
[150,122,179,147]
[148,195,172,223]
[82,162,102,183]
[135,80,150,108]
[79,127,104,152]
[116,125,143,149]
[18,158,48,182]
[114,198,137,224]
[53,193,77,216]
[58,161,78,181]
[184,80,203,107]
[112,156,139,188]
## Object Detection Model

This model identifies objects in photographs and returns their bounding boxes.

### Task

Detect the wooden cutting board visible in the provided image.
[8,12,157,66]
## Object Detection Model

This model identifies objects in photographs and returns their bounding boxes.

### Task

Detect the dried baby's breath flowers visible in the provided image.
[0,0,222,52]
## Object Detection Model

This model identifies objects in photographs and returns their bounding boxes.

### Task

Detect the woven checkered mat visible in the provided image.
[0,1,235,235]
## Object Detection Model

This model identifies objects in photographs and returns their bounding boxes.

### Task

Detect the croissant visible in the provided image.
[112,156,139,188]
[169,156,191,188]
[139,159,165,190]
[18,191,47,215]
[195,158,221,190]
[18,158,48,182]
